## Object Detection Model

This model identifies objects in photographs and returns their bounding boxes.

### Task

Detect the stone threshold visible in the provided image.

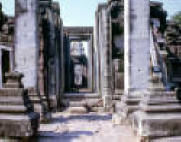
[63,93,100,99]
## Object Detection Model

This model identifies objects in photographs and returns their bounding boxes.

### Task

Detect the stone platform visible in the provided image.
[0,72,39,139]
[132,90,181,141]
[61,93,104,113]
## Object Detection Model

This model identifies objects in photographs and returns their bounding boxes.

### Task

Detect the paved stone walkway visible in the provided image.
[35,112,138,142]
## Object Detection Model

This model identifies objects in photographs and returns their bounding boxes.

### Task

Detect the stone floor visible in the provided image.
[34,112,138,142]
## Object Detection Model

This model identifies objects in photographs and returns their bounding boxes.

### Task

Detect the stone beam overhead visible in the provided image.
[15,0,39,88]
[124,0,150,93]
[63,27,93,35]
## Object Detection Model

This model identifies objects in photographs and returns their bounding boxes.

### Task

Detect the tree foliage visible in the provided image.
[172,11,181,26]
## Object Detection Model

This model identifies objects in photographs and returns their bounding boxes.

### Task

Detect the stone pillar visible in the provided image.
[9,50,14,71]
[99,5,113,110]
[124,0,150,93]
[0,49,2,88]
[59,18,64,105]
[87,36,93,90]
[47,7,57,109]
[15,0,39,89]
[113,0,150,124]
[94,11,100,93]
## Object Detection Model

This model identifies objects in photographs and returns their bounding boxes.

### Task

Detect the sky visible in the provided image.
[0,0,181,26]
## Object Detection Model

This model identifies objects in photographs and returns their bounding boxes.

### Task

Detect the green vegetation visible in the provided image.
[172,12,181,26]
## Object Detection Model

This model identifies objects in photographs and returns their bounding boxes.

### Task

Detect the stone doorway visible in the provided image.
[63,27,94,94]
[2,50,10,83]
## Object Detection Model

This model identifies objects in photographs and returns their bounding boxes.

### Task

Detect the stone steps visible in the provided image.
[142,104,181,112]
[0,105,27,113]
[133,111,181,138]
[0,113,39,137]
[0,88,24,96]
[132,90,181,140]
[61,98,103,107]
[146,99,180,105]
[0,96,25,105]
[112,95,122,100]
[152,136,181,142]
[63,93,100,99]
[61,93,104,113]
[0,72,40,138]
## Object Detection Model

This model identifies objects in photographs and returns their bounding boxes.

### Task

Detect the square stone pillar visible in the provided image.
[87,36,93,90]
[113,0,150,124]
[0,49,2,88]
[94,11,100,93]
[15,0,39,88]
[124,0,150,93]
[98,4,113,110]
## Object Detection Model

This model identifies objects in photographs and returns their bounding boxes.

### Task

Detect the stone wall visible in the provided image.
[166,22,181,86]
[0,3,14,88]
[38,0,64,110]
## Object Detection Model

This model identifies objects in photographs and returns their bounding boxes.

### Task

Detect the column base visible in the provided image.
[113,91,145,124]
[103,95,113,112]
[132,90,181,140]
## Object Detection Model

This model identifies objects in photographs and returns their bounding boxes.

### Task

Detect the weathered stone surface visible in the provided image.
[65,107,87,114]
[0,72,40,138]
[152,136,181,142]
[15,0,38,88]
[124,0,150,92]
[0,88,24,96]
[133,111,181,138]
[0,113,39,137]
[132,90,181,140]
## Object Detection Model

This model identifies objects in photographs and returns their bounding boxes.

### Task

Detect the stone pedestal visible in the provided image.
[132,90,181,141]
[0,72,39,139]
[113,91,145,124]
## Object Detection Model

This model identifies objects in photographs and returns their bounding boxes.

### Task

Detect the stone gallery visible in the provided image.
[0,0,181,141]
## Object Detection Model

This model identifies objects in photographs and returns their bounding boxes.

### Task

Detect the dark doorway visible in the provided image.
[2,50,10,83]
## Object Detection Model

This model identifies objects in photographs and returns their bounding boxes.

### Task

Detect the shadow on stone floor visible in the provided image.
[52,113,112,124]
[31,131,94,142]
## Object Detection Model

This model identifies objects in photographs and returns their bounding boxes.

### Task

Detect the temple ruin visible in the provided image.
[0,0,181,141]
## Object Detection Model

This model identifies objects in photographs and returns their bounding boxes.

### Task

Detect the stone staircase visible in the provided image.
[27,88,51,122]
[132,90,181,141]
[0,72,39,139]
[61,93,104,113]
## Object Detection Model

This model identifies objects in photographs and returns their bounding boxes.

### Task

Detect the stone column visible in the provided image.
[99,5,113,110]
[94,11,100,93]
[59,18,64,105]
[124,0,150,93]
[15,0,39,89]
[87,36,93,90]
[9,50,14,71]
[113,0,150,123]
[0,49,2,88]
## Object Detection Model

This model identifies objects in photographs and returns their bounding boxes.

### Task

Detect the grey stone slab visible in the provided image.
[0,88,24,96]
[0,113,39,137]
[0,105,27,113]
[133,111,181,138]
